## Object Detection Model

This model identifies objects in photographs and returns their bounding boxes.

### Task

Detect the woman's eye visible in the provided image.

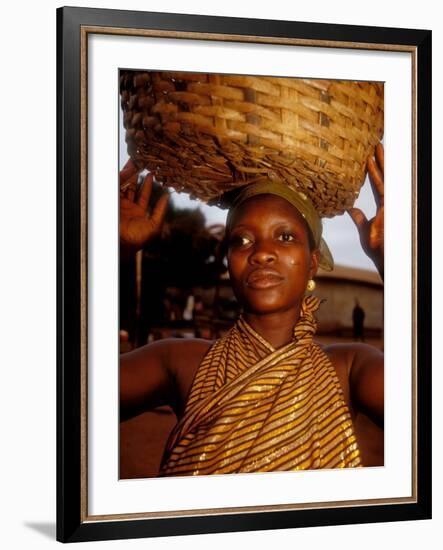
[278,232,295,242]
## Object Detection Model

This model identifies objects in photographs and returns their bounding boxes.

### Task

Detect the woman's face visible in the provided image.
[227,194,319,316]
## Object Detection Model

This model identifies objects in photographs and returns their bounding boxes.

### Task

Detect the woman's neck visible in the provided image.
[243,305,302,349]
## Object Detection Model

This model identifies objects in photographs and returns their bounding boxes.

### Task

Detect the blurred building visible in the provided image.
[315,264,383,349]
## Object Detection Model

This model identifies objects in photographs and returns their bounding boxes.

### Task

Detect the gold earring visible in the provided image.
[306,279,316,292]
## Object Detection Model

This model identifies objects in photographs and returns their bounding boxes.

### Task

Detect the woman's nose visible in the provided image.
[249,242,277,265]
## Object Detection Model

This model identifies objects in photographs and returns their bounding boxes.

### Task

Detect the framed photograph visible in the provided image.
[57,6,432,543]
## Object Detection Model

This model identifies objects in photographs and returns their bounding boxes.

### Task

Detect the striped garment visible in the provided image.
[160,295,361,476]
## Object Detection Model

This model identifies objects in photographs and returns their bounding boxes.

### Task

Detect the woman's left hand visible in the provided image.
[348,143,384,279]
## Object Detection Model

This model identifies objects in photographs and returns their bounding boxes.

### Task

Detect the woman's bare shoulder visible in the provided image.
[317,341,383,391]
[166,337,214,364]
[316,341,384,431]
[320,342,383,364]
[126,336,213,369]
[121,336,211,364]
[120,337,215,418]
[164,338,215,416]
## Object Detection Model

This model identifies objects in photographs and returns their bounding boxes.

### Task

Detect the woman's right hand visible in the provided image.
[120,160,169,251]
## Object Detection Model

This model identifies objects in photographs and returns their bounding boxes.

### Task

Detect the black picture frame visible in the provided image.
[57,6,432,543]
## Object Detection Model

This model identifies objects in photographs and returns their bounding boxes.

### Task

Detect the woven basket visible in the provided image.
[120,71,383,217]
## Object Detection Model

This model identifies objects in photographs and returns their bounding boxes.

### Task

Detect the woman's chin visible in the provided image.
[233,285,304,317]
[243,299,296,317]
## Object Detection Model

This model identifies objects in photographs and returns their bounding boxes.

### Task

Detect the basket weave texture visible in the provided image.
[120,71,383,217]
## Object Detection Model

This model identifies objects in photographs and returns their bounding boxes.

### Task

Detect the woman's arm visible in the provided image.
[120,338,212,421]
[120,340,175,421]
[346,145,385,426]
[120,160,169,253]
[348,143,384,280]
[119,161,174,420]
[349,344,384,428]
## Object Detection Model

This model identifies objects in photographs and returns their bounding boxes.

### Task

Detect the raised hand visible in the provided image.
[120,160,169,251]
[348,143,384,279]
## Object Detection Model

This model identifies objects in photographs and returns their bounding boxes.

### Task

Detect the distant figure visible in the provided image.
[352,299,366,341]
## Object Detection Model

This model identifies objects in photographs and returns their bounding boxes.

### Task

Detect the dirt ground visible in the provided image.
[120,407,176,479]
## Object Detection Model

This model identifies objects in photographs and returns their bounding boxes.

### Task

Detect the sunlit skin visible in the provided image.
[118,145,385,466]
[348,143,384,278]
[226,195,319,349]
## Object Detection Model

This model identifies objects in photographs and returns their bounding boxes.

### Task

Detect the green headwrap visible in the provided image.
[225,181,334,271]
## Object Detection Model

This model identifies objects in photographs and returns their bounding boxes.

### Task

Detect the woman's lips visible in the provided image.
[246,269,284,289]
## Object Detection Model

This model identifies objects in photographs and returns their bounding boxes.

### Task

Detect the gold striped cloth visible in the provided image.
[160,295,361,476]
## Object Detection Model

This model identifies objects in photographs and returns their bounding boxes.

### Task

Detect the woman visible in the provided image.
[120,144,385,475]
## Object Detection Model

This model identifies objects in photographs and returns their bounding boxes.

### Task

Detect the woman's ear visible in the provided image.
[309,249,320,279]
